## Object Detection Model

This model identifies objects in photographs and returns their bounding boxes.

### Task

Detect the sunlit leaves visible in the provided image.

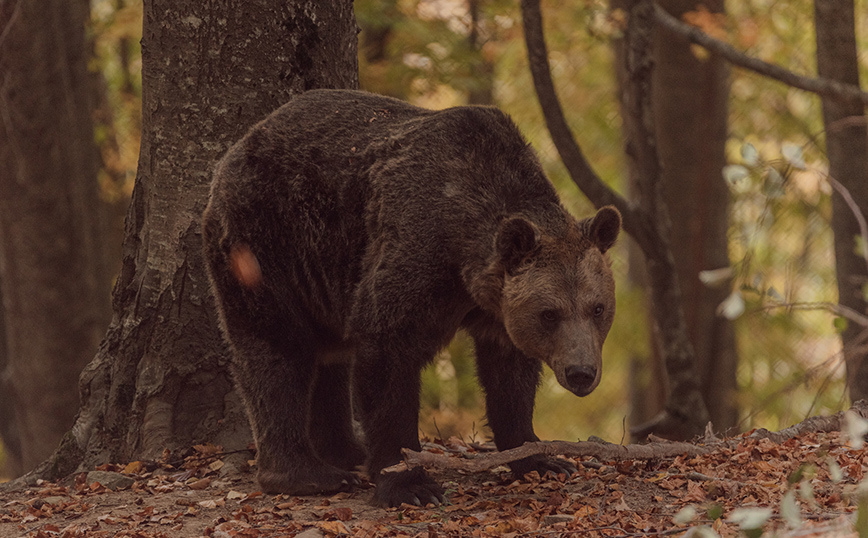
[673,505,697,524]
[723,164,751,187]
[780,489,801,528]
[699,267,734,287]
[827,457,844,483]
[728,507,772,537]
[844,411,868,449]
[717,290,746,320]
[781,143,807,170]
[741,142,759,166]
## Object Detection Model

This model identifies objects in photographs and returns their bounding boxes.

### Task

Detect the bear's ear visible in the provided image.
[587,206,621,253]
[496,216,539,274]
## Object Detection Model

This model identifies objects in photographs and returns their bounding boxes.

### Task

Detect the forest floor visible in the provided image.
[0,414,866,538]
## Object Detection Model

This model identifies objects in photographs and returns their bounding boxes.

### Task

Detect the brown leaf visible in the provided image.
[188,478,211,490]
[123,461,144,474]
[319,520,350,536]
[682,6,727,40]
[332,506,353,521]
[683,481,706,503]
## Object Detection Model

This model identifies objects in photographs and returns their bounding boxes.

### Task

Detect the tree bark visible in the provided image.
[0,0,111,475]
[0,281,21,477]
[814,1,868,402]
[467,0,494,106]
[30,0,359,480]
[623,0,736,432]
[521,0,710,440]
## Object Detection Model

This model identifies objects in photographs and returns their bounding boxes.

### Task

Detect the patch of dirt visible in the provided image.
[0,429,864,537]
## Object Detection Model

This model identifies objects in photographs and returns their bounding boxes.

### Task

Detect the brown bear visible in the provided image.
[201,89,621,507]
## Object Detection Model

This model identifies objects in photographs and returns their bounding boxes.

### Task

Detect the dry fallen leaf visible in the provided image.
[188,478,211,490]
[123,461,144,475]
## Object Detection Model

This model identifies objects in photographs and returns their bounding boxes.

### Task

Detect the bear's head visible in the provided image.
[494,206,621,397]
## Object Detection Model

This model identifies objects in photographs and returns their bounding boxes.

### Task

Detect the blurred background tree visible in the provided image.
[1,0,866,475]
[0,0,112,477]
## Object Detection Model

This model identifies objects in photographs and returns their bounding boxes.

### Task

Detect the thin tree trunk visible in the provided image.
[621,0,736,432]
[31,0,359,480]
[467,0,494,106]
[815,0,868,402]
[620,0,710,439]
[0,0,111,474]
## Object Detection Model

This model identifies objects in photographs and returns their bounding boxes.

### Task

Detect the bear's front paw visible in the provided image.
[258,465,360,496]
[510,454,577,479]
[372,467,445,508]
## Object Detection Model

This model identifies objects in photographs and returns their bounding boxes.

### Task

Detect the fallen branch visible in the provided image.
[749,399,868,444]
[390,401,868,474]
[388,438,710,474]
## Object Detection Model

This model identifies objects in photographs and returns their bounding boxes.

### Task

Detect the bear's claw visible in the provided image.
[373,467,445,508]
[510,454,577,479]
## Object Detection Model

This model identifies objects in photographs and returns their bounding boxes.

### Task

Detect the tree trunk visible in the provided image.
[0,0,111,475]
[521,0,710,440]
[815,1,868,403]
[619,0,710,440]
[0,281,21,477]
[467,0,495,106]
[620,0,736,433]
[33,0,359,480]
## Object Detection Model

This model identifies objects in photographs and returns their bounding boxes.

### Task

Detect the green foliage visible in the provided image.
[89,0,143,203]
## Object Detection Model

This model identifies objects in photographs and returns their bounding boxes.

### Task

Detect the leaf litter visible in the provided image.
[1,424,868,537]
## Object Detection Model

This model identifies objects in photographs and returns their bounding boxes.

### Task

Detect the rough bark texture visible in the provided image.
[33,0,359,480]
[521,0,710,440]
[0,282,20,477]
[0,0,111,475]
[815,1,868,403]
[625,0,737,432]
[617,0,711,440]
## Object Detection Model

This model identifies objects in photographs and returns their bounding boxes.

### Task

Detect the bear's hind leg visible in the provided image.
[353,338,444,507]
[228,329,359,496]
[309,361,367,471]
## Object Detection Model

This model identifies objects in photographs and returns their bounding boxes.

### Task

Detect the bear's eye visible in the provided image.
[593,304,605,318]
[540,310,559,324]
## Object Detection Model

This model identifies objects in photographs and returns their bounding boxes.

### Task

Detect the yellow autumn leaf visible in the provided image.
[122,461,143,474]
[683,6,727,40]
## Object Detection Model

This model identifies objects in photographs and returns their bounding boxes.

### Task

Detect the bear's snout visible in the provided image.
[564,364,597,396]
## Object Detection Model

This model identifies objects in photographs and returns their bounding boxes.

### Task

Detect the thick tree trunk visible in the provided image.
[0,0,111,475]
[34,0,359,479]
[621,0,736,432]
[815,1,868,403]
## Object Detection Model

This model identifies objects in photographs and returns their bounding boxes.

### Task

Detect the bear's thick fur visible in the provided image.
[202,89,621,507]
